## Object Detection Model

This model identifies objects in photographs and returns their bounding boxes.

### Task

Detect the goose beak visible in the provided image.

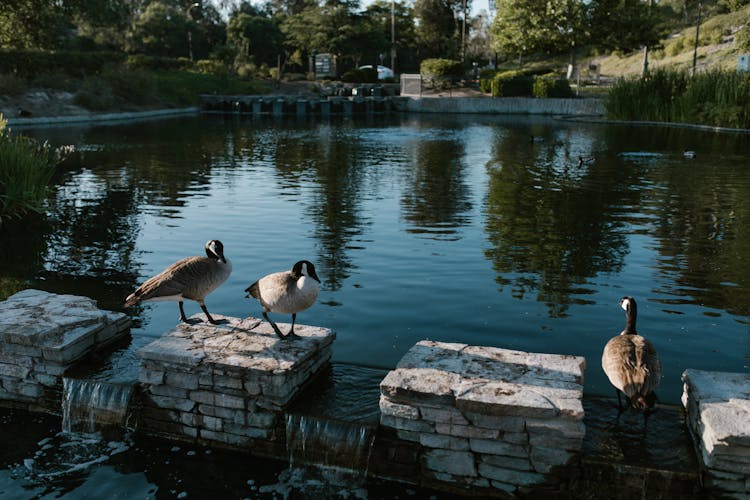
[310,269,321,283]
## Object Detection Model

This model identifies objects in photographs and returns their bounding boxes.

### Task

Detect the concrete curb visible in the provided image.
[6,107,200,128]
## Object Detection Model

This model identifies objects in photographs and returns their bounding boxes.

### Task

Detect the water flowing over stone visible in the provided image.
[62,378,134,433]
[285,413,375,475]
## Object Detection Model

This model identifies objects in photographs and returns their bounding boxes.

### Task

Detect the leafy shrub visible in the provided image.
[420,58,463,79]
[195,59,229,76]
[125,54,193,71]
[532,77,573,98]
[665,37,686,57]
[101,66,156,105]
[0,74,25,95]
[74,77,116,110]
[0,50,125,79]
[30,71,77,92]
[491,71,533,97]
[0,115,69,221]
[479,68,498,93]
[736,26,750,51]
[342,68,377,83]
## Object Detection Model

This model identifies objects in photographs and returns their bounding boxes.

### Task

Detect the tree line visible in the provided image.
[0,0,740,76]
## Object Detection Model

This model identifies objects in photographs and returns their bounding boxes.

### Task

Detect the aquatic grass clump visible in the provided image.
[606,69,750,128]
[0,115,70,224]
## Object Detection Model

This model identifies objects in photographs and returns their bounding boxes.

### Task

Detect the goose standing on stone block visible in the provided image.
[602,296,662,410]
[124,240,231,325]
[245,260,320,340]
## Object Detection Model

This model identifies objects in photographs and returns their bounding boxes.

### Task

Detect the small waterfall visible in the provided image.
[62,378,134,433]
[285,414,375,476]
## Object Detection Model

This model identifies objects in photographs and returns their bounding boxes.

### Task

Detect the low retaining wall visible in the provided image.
[6,107,200,127]
[394,96,605,116]
[376,340,586,495]
[136,315,335,457]
[0,289,130,413]
[682,369,750,498]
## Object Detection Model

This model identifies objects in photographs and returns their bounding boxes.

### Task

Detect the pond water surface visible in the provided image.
[1,113,749,496]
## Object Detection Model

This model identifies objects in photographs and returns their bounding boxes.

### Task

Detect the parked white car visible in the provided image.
[358,65,395,80]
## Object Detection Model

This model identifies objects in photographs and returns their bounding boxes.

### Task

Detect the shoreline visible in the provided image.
[5,99,750,135]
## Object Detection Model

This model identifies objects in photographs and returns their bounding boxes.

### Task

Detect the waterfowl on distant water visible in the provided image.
[245,260,320,340]
[683,150,696,159]
[602,296,662,411]
[124,240,231,325]
[578,156,595,167]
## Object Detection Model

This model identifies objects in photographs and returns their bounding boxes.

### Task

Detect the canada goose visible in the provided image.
[124,240,231,325]
[245,260,320,340]
[578,156,595,166]
[602,296,662,410]
[683,150,696,159]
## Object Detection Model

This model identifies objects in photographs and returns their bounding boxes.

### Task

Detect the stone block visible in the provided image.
[435,422,499,439]
[165,372,199,390]
[150,384,188,399]
[480,453,534,472]
[478,462,544,485]
[380,396,420,420]
[381,414,435,433]
[424,449,477,477]
[419,433,470,451]
[139,369,165,385]
[469,438,528,458]
[420,405,469,425]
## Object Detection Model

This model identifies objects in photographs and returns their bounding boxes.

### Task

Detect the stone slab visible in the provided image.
[381,341,585,419]
[137,315,335,378]
[0,289,129,348]
[682,370,750,451]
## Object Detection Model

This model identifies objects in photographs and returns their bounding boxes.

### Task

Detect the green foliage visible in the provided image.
[101,66,156,105]
[125,54,194,71]
[0,115,68,221]
[227,14,284,67]
[479,74,495,93]
[342,67,378,83]
[606,69,750,128]
[152,71,269,105]
[736,26,750,51]
[587,0,661,53]
[665,36,687,56]
[0,74,25,95]
[195,59,229,76]
[532,77,574,98]
[0,49,125,79]
[420,58,463,78]
[491,71,534,97]
[491,0,586,58]
[74,77,117,110]
[414,0,461,59]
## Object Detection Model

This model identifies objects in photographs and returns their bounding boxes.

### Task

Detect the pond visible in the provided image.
[1,112,749,495]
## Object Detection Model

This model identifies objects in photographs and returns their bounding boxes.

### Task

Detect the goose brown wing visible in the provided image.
[125,256,205,305]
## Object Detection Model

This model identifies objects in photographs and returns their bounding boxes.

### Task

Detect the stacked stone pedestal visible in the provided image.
[682,369,750,498]
[137,315,335,456]
[379,341,585,495]
[0,289,130,413]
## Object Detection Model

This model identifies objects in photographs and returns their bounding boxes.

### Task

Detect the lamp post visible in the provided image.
[390,0,396,73]
[186,2,199,61]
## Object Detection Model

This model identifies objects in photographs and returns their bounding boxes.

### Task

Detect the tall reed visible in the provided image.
[0,115,69,223]
[605,69,750,129]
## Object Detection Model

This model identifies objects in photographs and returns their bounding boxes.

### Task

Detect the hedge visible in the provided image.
[0,49,126,79]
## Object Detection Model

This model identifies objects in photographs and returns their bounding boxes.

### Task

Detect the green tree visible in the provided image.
[588,0,660,53]
[490,0,585,62]
[127,2,192,57]
[363,0,418,70]
[0,0,68,49]
[414,0,463,59]
[227,13,284,66]
[282,0,384,71]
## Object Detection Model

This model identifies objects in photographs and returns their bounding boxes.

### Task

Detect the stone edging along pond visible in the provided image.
[5,97,750,135]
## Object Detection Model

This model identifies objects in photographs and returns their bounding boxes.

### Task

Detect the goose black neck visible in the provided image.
[624,303,637,334]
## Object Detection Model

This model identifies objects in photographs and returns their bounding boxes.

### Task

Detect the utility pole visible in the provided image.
[461,0,467,63]
[641,0,652,77]
[692,1,703,76]
[391,0,396,72]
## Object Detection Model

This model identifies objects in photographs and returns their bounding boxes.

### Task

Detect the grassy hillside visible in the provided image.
[596,3,750,79]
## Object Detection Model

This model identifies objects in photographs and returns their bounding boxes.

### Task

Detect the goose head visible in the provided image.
[292,260,320,283]
[620,296,637,334]
[205,240,227,263]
